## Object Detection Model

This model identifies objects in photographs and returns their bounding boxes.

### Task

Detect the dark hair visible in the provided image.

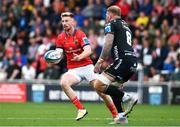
[107,6,121,16]
[61,12,74,18]
[27,58,33,64]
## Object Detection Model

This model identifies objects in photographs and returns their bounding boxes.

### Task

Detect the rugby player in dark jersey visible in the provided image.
[94,5,138,124]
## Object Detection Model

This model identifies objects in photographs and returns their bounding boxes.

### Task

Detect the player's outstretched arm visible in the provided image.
[71,45,92,61]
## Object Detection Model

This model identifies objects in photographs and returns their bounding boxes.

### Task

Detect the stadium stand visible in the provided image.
[0,0,179,82]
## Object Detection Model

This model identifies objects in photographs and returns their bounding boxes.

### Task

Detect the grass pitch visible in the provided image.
[0,102,180,126]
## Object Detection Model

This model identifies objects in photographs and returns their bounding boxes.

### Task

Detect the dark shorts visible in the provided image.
[104,56,137,82]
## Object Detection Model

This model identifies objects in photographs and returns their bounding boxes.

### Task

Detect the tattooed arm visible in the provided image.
[94,33,114,73]
[99,33,114,60]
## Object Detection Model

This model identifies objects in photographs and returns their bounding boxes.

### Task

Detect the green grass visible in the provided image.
[0,102,180,126]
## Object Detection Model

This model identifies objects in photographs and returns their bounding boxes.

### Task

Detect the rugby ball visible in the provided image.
[44,50,62,63]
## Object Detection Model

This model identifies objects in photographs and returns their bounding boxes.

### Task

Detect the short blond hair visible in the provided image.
[107,6,121,16]
[61,12,74,18]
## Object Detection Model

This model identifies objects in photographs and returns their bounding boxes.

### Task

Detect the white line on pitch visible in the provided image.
[0,126,111,127]
[0,126,112,127]
[0,117,112,120]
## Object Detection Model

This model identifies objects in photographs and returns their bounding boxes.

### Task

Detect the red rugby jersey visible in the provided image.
[56,29,92,69]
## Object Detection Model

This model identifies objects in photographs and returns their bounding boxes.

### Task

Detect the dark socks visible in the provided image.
[105,85,124,98]
[111,96,124,113]
[105,85,125,113]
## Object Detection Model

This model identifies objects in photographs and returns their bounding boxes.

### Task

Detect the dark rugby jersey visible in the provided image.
[104,18,135,60]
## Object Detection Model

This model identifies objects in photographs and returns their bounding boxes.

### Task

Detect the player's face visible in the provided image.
[61,16,74,31]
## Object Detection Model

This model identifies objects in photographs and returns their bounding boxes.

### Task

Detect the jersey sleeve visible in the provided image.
[55,34,64,49]
[78,31,90,47]
[104,22,115,35]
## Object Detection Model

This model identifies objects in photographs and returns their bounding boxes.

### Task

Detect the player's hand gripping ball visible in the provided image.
[44,50,62,64]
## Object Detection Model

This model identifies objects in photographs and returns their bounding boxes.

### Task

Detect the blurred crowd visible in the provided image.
[0,0,179,82]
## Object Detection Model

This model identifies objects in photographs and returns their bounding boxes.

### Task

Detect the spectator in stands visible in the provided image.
[5,19,16,40]
[16,37,28,56]
[67,0,76,10]
[34,16,45,36]
[94,29,105,63]
[149,10,159,27]
[94,0,104,19]
[10,0,22,19]
[0,0,178,82]
[88,29,98,62]
[143,30,150,41]
[154,29,163,41]
[22,58,36,80]
[164,0,175,12]
[172,1,180,16]
[134,29,142,44]
[0,42,3,60]
[139,0,153,16]
[167,45,178,63]
[0,17,10,43]
[116,0,130,19]
[148,23,156,43]
[151,38,168,70]
[82,0,95,18]
[136,12,149,28]
[170,53,180,81]
[139,38,153,80]
[130,0,139,13]
[169,18,180,35]
[0,5,8,21]
[163,45,177,73]
[40,6,50,21]
[74,6,85,28]
[148,67,161,82]
[153,0,164,15]
[50,0,62,29]
[160,19,169,43]
[88,29,100,64]
[36,37,51,78]
[159,7,173,26]
[168,28,180,47]
[97,29,105,49]
[81,18,91,35]
[33,0,43,12]
[132,37,142,58]
[28,37,39,61]
[44,63,60,79]
[5,58,21,80]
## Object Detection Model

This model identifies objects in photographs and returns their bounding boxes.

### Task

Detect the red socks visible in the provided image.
[72,97,118,118]
[72,96,84,110]
[107,103,118,118]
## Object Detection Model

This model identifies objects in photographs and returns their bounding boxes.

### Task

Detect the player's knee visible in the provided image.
[94,80,105,92]
[60,76,70,88]
[60,73,78,88]
[60,79,66,88]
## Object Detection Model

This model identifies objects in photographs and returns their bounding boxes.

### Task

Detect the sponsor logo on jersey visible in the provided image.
[66,48,81,53]
[82,37,89,45]
[74,40,78,45]
[105,24,111,33]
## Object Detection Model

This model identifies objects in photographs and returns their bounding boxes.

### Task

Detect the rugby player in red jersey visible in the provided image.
[55,12,118,121]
